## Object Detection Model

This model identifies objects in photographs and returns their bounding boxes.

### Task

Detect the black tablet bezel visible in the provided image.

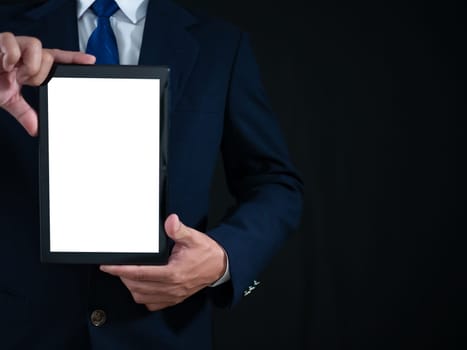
[38,64,169,265]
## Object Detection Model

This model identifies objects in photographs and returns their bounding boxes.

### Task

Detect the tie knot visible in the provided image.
[91,0,119,18]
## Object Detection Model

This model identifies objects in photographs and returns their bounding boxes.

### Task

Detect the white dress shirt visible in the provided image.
[76,0,230,286]
[77,0,148,65]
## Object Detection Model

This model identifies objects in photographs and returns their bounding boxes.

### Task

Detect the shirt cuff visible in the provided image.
[209,252,231,287]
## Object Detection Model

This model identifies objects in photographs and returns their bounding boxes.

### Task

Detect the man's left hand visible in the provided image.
[100,214,227,311]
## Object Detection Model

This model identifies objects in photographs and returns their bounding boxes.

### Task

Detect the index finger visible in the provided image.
[0,32,21,72]
[45,48,95,65]
[100,265,172,282]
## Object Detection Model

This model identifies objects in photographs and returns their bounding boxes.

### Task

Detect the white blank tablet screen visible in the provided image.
[47,77,160,253]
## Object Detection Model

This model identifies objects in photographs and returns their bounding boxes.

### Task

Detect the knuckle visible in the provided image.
[47,48,59,56]
[201,240,212,251]
[4,40,21,62]
[173,294,187,305]
[1,32,15,43]
[169,299,179,307]
[132,292,145,304]
[28,67,47,84]
[134,270,146,281]
[165,271,176,283]
[29,37,42,49]
[146,304,158,312]
[174,289,187,300]
[42,51,54,65]
[19,36,42,53]
[171,285,189,300]
[169,272,179,283]
[8,49,21,64]
[27,75,43,86]
[170,270,185,284]
[130,284,145,295]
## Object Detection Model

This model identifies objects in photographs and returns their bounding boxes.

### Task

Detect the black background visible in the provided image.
[175,0,465,349]
[1,0,464,348]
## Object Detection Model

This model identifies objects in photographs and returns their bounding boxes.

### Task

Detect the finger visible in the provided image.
[100,265,171,282]
[164,214,196,245]
[142,293,186,310]
[131,291,177,306]
[120,277,165,295]
[46,48,95,65]
[20,50,54,86]
[2,93,38,136]
[120,278,181,307]
[15,36,42,78]
[18,49,95,86]
[145,303,168,312]
[0,32,21,72]
[131,293,158,305]
[21,49,95,86]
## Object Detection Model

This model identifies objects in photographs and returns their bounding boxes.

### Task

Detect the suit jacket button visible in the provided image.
[90,309,107,327]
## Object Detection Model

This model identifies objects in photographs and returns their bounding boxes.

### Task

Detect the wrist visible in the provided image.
[210,245,230,287]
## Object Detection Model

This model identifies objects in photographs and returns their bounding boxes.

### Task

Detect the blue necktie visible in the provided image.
[86,0,120,64]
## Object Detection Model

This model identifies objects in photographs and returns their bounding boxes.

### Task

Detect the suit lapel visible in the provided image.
[139,0,199,111]
[15,0,199,111]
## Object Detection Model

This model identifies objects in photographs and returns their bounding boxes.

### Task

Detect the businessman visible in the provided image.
[0,0,303,349]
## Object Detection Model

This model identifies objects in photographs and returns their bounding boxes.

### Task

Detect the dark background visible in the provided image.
[176,0,465,349]
[1,0,464,348]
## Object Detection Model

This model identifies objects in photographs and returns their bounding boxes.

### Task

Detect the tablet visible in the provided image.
[38,64,169,264]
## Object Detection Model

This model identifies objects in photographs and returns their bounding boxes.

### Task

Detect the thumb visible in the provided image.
[164,214,195,245]
[4,95,38,136]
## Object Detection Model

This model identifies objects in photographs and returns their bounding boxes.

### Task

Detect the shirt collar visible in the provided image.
[77,0,148,24]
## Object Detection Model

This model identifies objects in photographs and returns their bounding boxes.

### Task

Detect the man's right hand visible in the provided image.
[0,32,95,136]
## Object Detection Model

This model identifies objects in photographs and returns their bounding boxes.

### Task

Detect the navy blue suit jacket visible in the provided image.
[0,0,303,348]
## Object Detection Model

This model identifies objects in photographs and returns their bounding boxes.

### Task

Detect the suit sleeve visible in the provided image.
[207,32,304,307]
